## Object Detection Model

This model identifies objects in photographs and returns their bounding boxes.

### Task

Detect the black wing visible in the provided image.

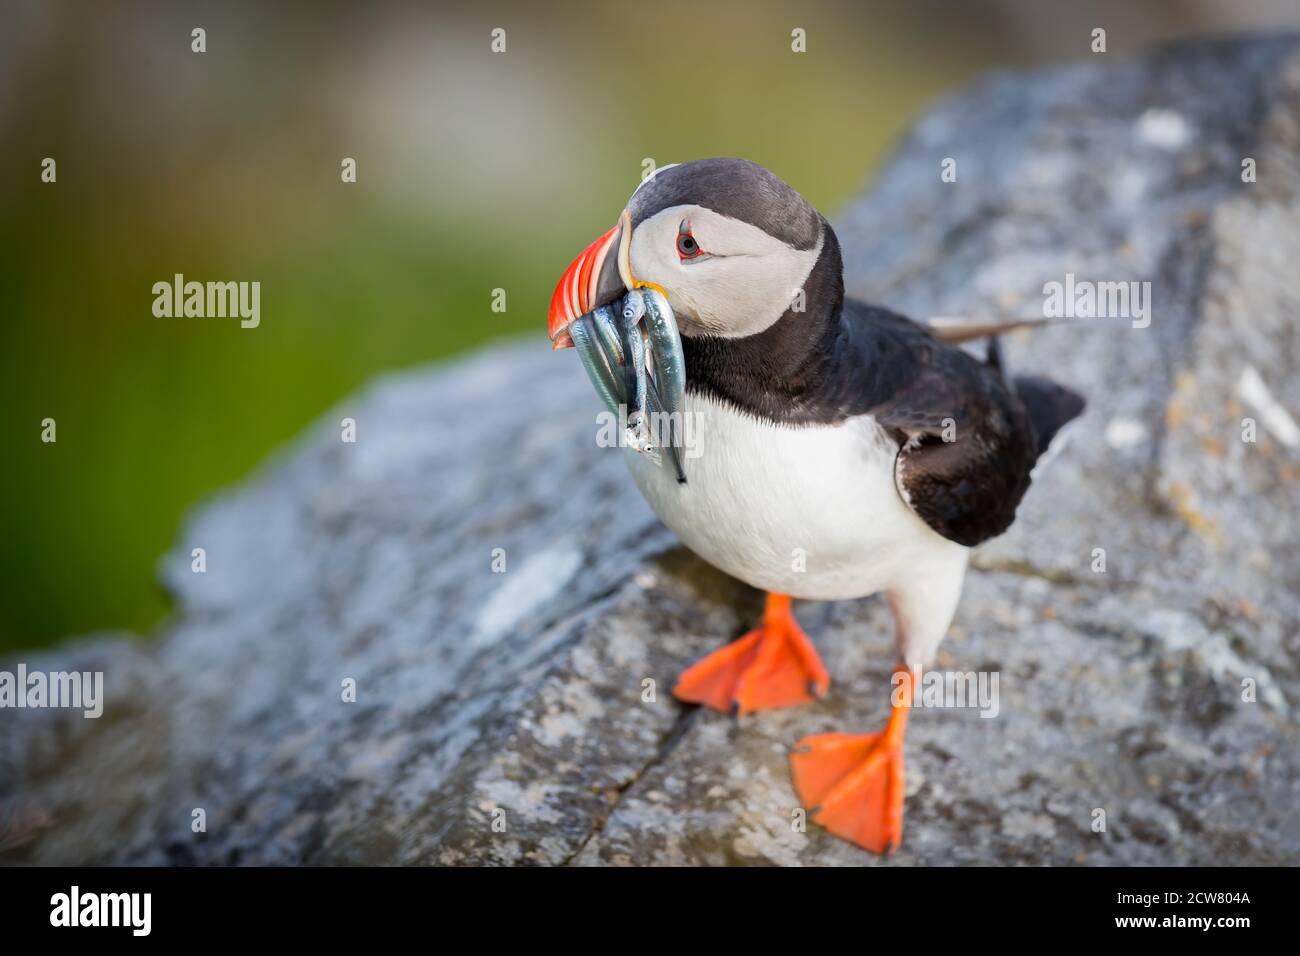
[840,302,1084,547]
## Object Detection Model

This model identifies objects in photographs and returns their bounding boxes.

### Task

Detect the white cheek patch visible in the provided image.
[628,207,686,290]
[628,205,824,338]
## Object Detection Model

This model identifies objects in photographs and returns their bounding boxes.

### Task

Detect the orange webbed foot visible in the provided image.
[790,730,905,853]
[673,593,830,716]
[789,670,913,854]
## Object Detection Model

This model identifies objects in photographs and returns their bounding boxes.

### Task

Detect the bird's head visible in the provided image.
[548,158,829,348]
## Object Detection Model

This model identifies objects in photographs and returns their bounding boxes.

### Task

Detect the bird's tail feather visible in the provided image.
[1015,375,1086,459]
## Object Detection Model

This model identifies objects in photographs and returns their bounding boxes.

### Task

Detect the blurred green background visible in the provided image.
[4,0,1297,652]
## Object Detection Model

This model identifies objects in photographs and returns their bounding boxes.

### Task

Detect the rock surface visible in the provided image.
[3,35,1300,865]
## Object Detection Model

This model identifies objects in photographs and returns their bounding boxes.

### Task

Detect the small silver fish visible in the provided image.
[571,287,687,483]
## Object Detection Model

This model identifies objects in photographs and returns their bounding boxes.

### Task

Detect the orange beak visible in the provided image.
[548,209,633,349]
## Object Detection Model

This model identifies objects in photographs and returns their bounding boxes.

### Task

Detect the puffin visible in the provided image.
[546,158,1085,854]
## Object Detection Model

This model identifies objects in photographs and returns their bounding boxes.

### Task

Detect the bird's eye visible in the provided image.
[676,230,703,260]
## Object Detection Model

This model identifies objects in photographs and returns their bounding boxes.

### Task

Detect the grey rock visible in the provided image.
[3,35,1300,865]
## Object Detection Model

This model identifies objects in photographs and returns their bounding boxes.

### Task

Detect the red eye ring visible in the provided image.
[676,230,703,260]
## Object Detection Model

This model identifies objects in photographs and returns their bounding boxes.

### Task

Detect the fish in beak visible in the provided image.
[548,209,634,349]
[546,212,688,483]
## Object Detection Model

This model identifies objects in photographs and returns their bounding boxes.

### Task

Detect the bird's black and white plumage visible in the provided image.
[604,158,1084,668]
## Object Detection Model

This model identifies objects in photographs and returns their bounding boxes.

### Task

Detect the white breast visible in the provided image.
[623,392,963,601]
